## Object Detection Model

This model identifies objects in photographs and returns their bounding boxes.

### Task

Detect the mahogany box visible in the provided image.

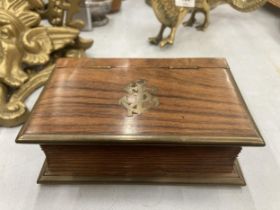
[16,58,265,185]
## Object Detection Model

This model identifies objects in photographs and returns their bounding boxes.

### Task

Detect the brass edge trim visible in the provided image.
[17,134,264,146]
[56,58,230,69]
[37,160,245,185]
[37,160,47,184]
[225,66,265,147]
[15,63,58,143]
[234,160,246,186]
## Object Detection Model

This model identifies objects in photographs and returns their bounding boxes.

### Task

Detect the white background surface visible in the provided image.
[1,1,280,210]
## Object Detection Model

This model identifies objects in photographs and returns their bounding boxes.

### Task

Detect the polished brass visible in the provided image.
[40,0,94,56]
[119,80,159,117]
[16,133,264,146]
[149,1,188,48]
[0,0,93,127]
[40,0,85,29]
[149,0,267,47]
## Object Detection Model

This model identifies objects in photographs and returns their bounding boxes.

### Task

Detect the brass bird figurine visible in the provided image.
[149,0,188,48]
[149,0,267,47]
[184,0,267,31]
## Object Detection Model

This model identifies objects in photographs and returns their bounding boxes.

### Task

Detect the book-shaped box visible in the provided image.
[16,58,265,184]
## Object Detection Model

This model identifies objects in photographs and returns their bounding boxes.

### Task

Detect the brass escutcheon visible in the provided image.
[119,80,159,117]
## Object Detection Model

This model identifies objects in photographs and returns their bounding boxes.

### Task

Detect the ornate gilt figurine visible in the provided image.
[0,0,93,127]
[149,0,267,47]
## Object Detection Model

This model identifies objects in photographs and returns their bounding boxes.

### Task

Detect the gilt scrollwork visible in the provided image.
[0,0,93,127]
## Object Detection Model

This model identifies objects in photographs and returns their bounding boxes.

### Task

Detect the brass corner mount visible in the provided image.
[0,0,93,127]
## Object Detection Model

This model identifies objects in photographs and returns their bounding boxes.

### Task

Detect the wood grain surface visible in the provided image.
[42,146,241,176]
[17,58,264,146]
[39,145,245,185]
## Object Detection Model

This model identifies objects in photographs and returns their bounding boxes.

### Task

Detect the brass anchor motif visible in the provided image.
[119,80,159,117]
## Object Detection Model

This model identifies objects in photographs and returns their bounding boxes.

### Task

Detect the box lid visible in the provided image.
[16,58,264,146]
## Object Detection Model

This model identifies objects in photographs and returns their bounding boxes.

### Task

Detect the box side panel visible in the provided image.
[40,145,243,184]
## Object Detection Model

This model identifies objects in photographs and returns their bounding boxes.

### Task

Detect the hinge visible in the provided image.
[90,65,112,69]
[167,66,199,69]
[84,65,200,70]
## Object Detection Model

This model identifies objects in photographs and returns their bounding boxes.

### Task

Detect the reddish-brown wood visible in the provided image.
[269,0,280,7]
[16,58,264,184]
[110,0,122,13]
[18,58,263,146]
[42,145,241,177]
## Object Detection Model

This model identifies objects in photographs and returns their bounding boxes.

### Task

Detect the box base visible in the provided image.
[37,160,246,185]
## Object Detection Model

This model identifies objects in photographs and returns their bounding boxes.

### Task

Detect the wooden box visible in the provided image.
[269,0,280,7]
[16,58,265,185]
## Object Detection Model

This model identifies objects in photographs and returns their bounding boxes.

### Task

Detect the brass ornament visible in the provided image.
[119,80,159,117]
[40,0,85,29]
[149,0,267,47]
[0,0,93,127]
